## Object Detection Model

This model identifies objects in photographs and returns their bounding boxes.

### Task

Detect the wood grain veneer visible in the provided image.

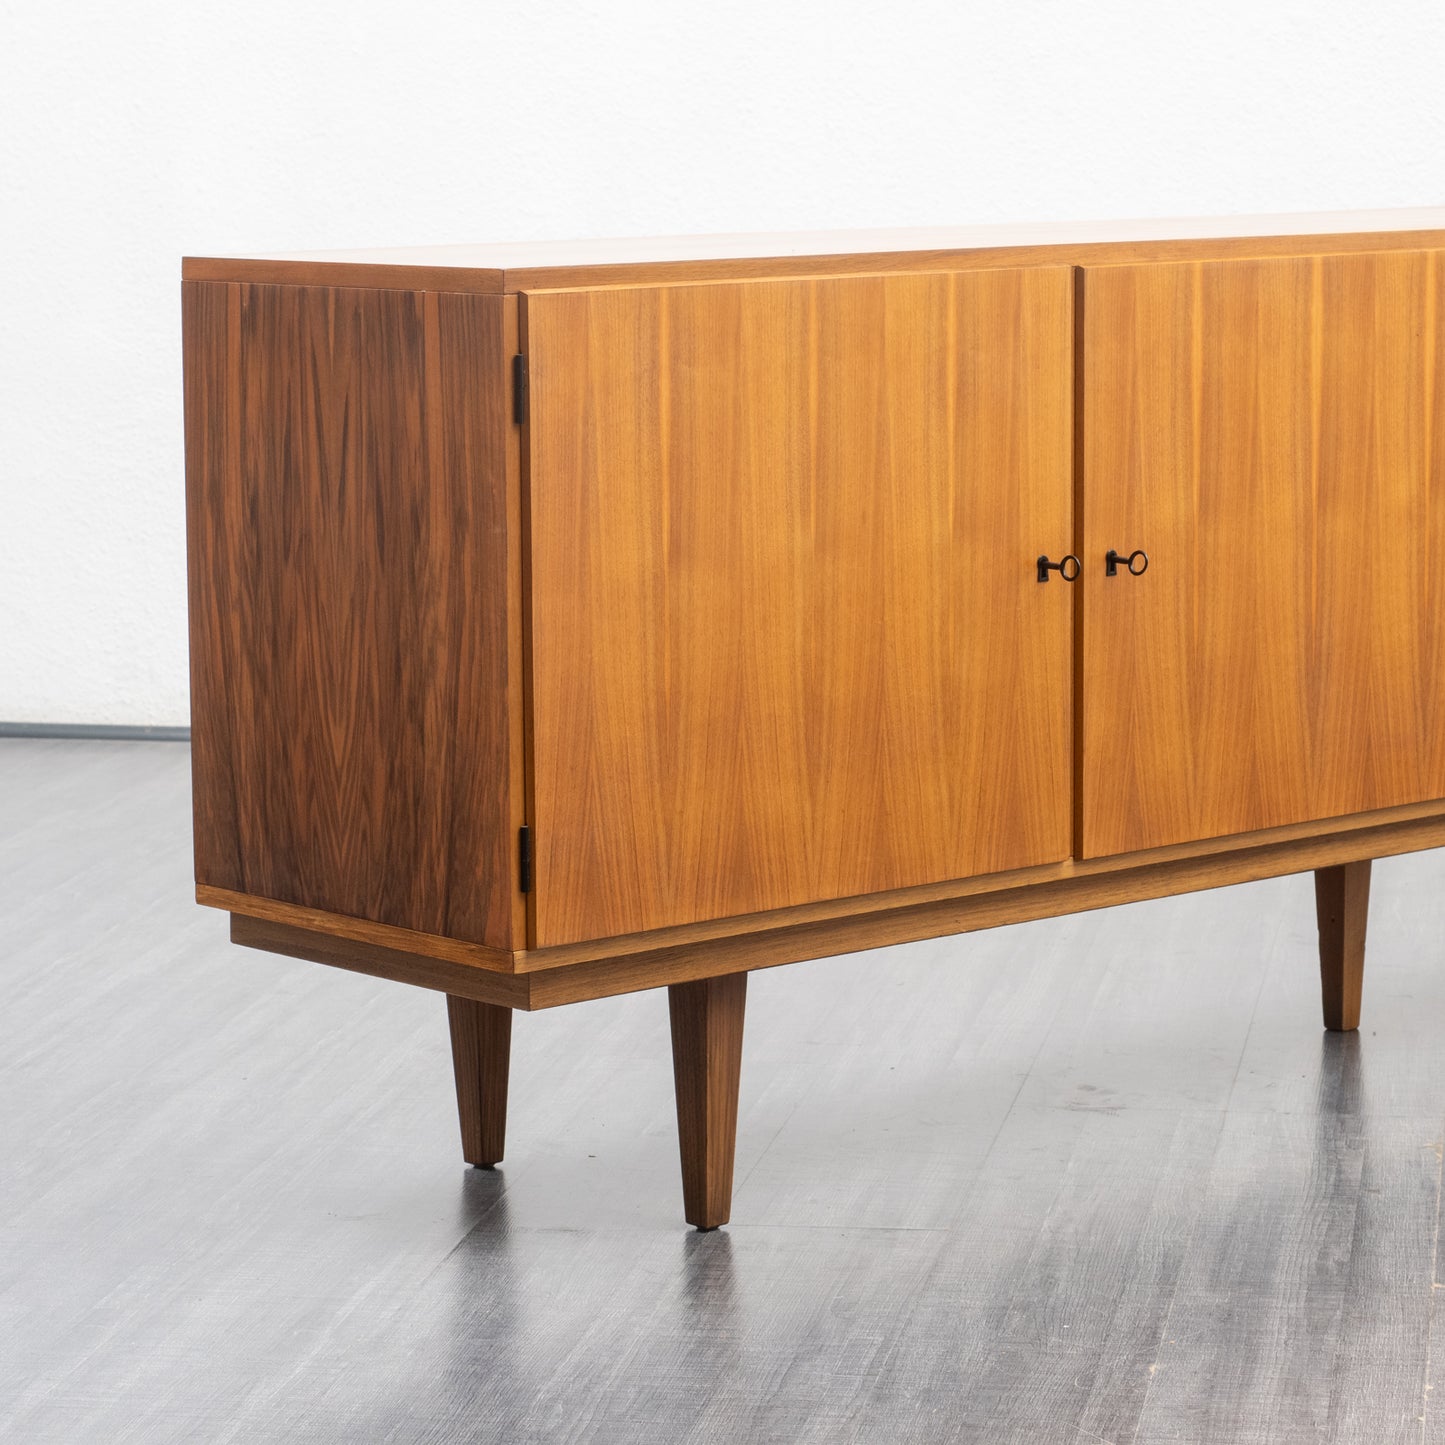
[184,282,522,948]
[182,207,1445,293]
[1081,250,1445,857]
[524,269,1074,945]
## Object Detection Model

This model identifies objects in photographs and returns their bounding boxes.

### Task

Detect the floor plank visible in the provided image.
[2,739,1444,1443]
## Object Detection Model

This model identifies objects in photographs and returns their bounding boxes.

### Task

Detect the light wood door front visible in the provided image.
[524,270,1074,945]
[1081,251,1445,858]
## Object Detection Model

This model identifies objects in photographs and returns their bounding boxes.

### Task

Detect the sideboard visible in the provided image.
[183,209,1445,1229]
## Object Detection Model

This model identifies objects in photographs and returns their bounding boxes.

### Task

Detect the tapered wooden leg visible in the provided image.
[1315,860,1371,1033]
[446,995,512,1167]
[669,972,747,1230]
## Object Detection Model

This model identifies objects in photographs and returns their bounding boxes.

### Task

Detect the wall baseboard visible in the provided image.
[0,722,190,741]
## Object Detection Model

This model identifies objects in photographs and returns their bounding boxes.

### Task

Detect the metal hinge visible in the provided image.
[512,354,529,425]
[518,825,533,894]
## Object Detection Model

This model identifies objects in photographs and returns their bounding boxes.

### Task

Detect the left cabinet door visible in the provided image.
[522,269,1076,946]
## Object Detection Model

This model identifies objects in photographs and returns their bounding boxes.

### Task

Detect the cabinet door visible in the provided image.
[1081,251,1445,858]
[524,269,1074,945]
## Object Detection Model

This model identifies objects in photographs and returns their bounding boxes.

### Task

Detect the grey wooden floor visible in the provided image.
[3,740,1445,1443]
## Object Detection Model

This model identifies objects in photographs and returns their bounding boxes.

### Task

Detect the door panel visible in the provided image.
[525,269,1074,945]
[1081,250,1445,858]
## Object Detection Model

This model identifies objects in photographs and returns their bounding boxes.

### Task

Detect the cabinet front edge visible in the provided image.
[515,798,1445,969]
[212,807,1445,1010]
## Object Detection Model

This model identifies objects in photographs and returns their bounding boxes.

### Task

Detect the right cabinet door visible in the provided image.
[1080,250,1445,858]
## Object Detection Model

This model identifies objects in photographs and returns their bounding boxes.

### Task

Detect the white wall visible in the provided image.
[2,0,1442,725]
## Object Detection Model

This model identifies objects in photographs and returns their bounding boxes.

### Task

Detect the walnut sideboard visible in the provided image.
[183,209,1445,1229]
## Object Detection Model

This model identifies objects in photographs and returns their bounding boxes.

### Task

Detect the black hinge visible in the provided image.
[512,354,529,425]
[518,824,533,894]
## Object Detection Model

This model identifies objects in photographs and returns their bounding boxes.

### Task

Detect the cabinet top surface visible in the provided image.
[183,206,1445,294]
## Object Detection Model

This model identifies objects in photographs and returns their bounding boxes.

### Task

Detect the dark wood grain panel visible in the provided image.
[184,282,518,947]
[433,290,527,948]
[524,269,1075,945]
[1081,250,1445,856]
[184,281,245,891]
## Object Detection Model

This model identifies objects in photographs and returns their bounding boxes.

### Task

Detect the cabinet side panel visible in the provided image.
[184,281,245,888]
[183,281,517,947]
